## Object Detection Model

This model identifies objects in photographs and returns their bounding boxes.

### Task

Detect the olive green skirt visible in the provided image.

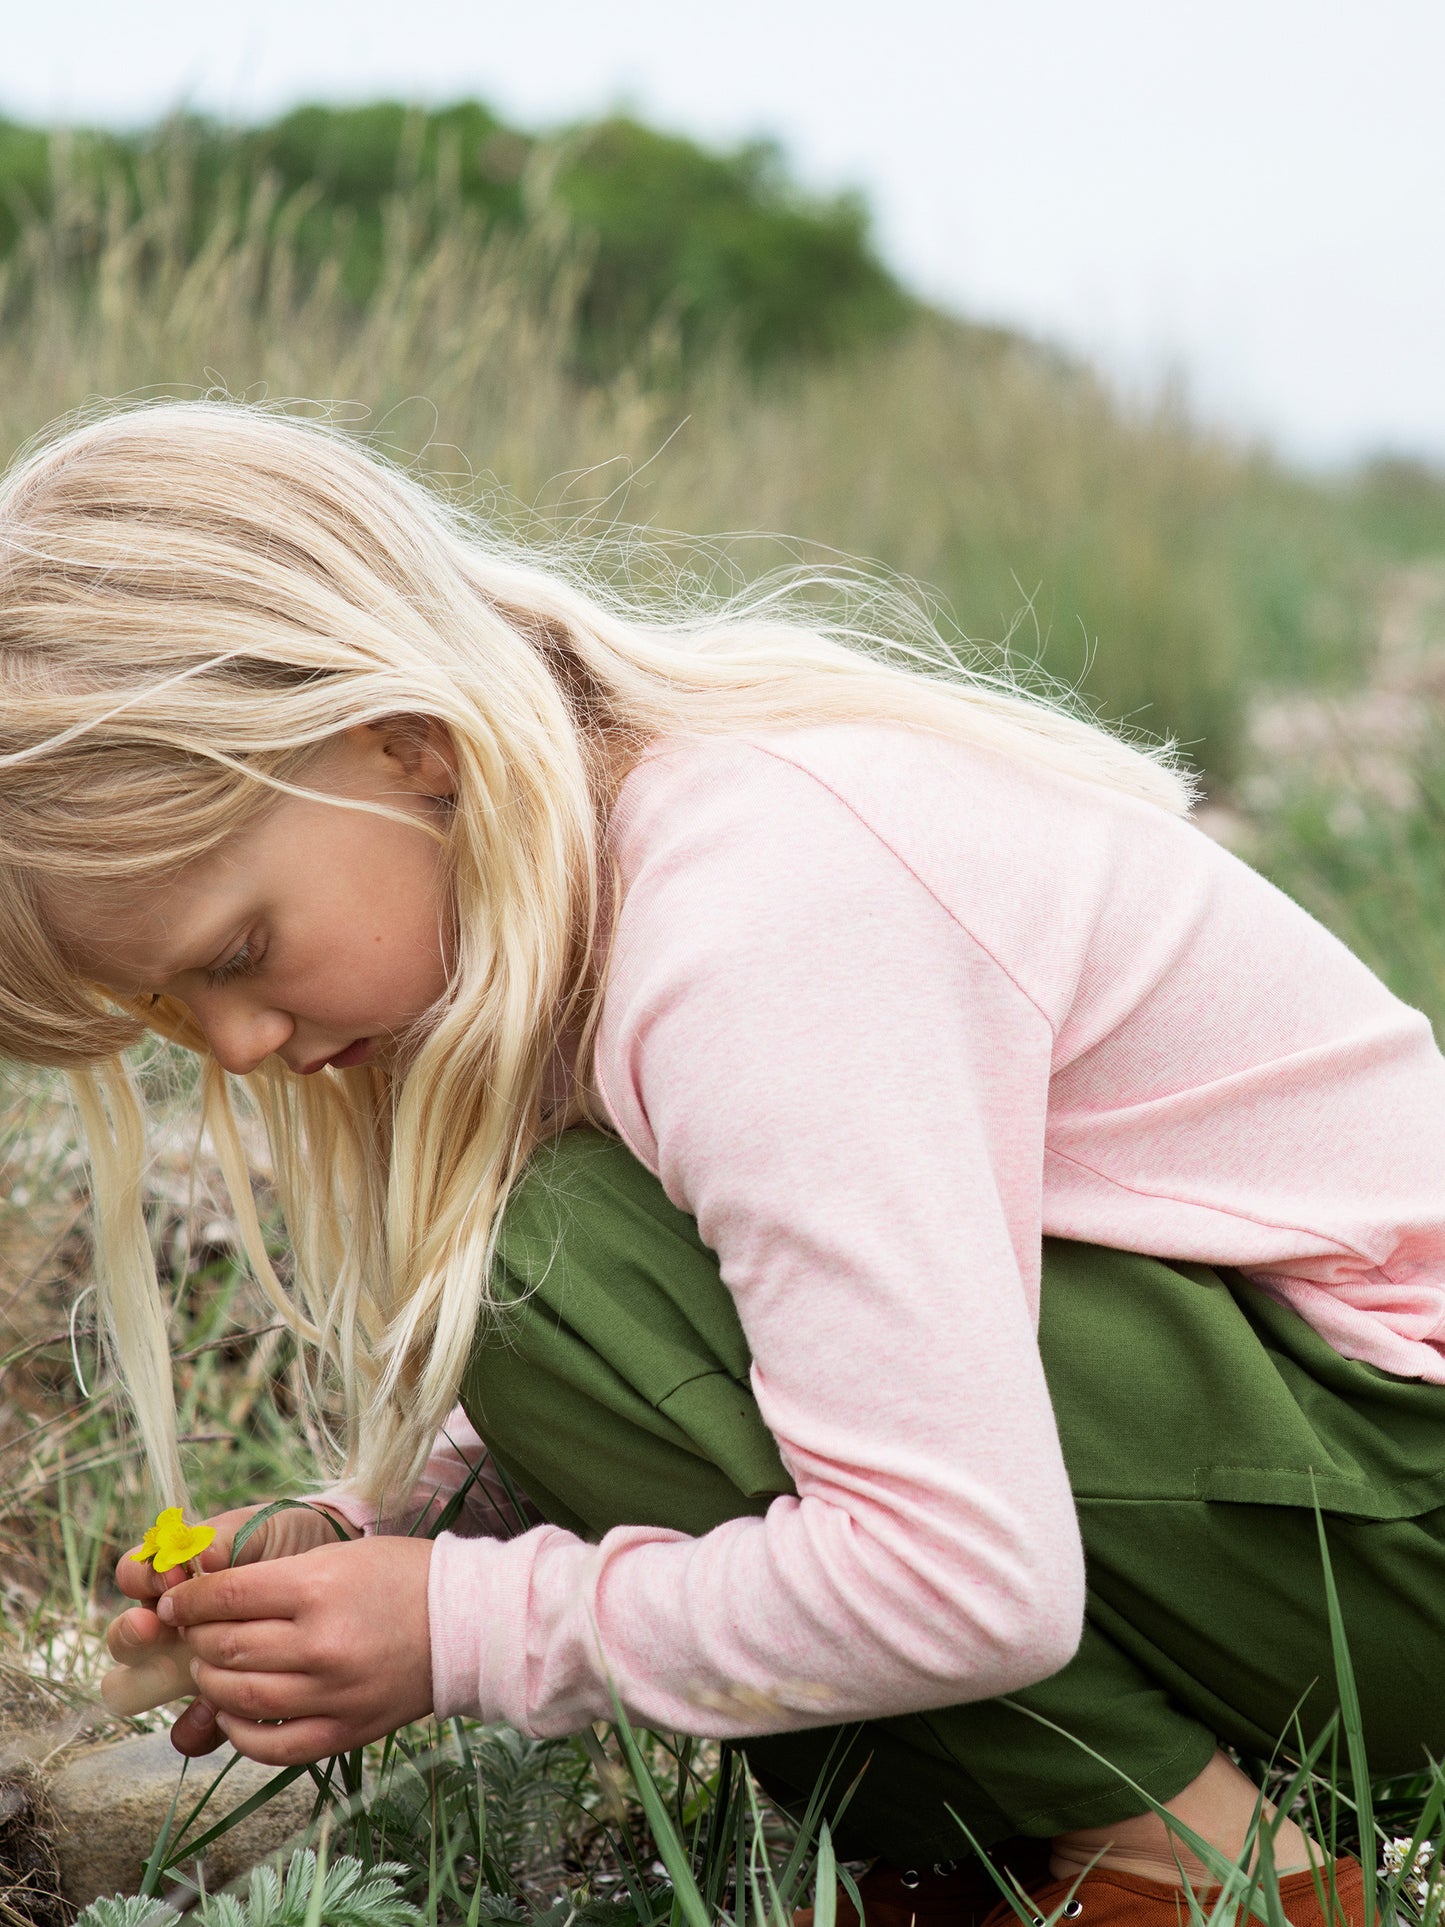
[460,1129,1445,1863]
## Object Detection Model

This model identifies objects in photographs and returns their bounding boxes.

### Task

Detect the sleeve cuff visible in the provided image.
[307,1486,378,1536]
[428,1527,539,1723]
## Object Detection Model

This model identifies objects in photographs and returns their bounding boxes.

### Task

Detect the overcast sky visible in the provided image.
[4,0,1442,469]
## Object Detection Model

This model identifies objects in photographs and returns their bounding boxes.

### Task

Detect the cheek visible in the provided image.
[367,922,452,1011]
[352,866,451,1013]
[294,823,451,1023]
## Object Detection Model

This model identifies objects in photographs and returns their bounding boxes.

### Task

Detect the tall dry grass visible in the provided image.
[0,141,1385,783]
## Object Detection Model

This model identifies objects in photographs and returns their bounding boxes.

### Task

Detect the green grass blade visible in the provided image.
[768,1728,861,1906]
[162,1761,309,1870]
[1390,1752,1445,1915]
[946,1806,1099,1927]
[409,1428,495,1539]
[303,1755,339,1839]
[736,1748,750,1927]
[303,1825,331,1927]
[158,1746,244,1868]
[811,1822,837,1927]
[743,1771,792,1927]
[427,1794,440,1927]
[698,1747,738,1915]
[993,1702,1271,1924]
[608,1692,712,1927]
[745,1816,771,1927]
[836,1867,865,1924]
[1311,1490,1378,1925]
[139,1756,190,1897]
[229,1498,351,1561]
[1251,1814,1290,1927]
[481,1455,536,1537]
[56,1451,86,1621]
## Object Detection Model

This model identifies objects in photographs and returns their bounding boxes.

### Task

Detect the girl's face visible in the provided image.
[43,725,456,1077]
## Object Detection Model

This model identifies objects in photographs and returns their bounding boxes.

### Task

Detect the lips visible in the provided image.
[325,1038,375,1071]
[298,1038,375,1074]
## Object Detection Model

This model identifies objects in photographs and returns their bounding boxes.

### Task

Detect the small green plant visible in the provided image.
[69,1902,180,1927]
[75,1849,421,1927]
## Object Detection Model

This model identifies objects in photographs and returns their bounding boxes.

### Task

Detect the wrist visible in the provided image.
[307,1501,360,1540]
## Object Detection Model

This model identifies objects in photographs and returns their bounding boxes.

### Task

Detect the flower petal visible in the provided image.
[133,1508,216,1572]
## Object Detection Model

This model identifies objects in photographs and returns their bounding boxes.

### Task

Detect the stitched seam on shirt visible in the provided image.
[1044,1138,1382,1266]
[1054,1124,1445,1343]
[745,738,1057,1033]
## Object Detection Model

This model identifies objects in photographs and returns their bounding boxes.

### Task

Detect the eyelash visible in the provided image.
[206,939,263,988]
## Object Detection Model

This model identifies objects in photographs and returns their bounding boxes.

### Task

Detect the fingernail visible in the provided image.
[189,1657,201,1684]
[156,1595,175,1625]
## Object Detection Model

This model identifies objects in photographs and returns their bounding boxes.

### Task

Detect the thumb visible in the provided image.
[180,1505,271,1575]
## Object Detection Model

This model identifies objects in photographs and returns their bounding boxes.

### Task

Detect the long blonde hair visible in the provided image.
[0,400,1195,1506]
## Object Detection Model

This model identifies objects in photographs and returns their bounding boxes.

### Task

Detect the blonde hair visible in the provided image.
[0,400,1195,1506]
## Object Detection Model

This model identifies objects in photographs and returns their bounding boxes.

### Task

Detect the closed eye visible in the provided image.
[206,939,264,988]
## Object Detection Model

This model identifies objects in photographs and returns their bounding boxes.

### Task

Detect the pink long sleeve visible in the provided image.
[426,725,1445,1738]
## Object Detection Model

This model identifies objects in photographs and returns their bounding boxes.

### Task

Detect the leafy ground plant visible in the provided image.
[75,1846,420,1926]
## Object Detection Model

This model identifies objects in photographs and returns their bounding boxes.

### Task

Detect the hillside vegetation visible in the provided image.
[0,101,1442,784]
[0,102,910,372]
[3,102,1442,786]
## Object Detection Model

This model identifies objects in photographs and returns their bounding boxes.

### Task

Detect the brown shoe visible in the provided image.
[977,1856,1367,1927]
[794,1845,1055,1927]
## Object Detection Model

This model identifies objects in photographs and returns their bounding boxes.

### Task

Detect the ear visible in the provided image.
[364,717,457,801]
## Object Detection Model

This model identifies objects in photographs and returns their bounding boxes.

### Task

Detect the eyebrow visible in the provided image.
[156,921,252,983]
[199,925,250,971]
[88,917,250,997]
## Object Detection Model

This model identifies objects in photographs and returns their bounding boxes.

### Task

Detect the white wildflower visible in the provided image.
[1382,1836,1439,1911]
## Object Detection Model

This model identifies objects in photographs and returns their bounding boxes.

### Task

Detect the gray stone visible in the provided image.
[48,1728,313,1907]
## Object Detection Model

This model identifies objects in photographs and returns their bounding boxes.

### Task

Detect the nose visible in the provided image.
[192,995,294,1077]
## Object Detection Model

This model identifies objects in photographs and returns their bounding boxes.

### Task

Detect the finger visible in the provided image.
[183,1617,305,1674]
[189,1506,281,1573]
[205,1516,284,1572]
[239,1508,355,1567]
[117,1506,256,1598]
[215,1712,354,1769]
[100,1650,195,1717]
[115,1550,165,1602]
[169,1697,225,1757]
[190,1661,327,1725]
[105,1605,180,1665]
[156,1561,310,1630]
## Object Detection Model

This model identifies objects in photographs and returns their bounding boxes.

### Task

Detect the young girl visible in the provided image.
[4,400,1442,1927]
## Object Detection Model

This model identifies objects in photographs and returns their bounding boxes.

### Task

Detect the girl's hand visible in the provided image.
[154,1535,435,1765]
[104,1502,356,1746]
[115,1500,355,1601]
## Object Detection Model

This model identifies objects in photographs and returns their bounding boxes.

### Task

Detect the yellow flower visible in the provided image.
[131,1507,216,1575]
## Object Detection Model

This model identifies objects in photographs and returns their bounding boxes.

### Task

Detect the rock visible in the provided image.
[48,1728,313,1907]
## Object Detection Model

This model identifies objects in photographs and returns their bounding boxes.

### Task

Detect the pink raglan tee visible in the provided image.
[332,724,1445,1740]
